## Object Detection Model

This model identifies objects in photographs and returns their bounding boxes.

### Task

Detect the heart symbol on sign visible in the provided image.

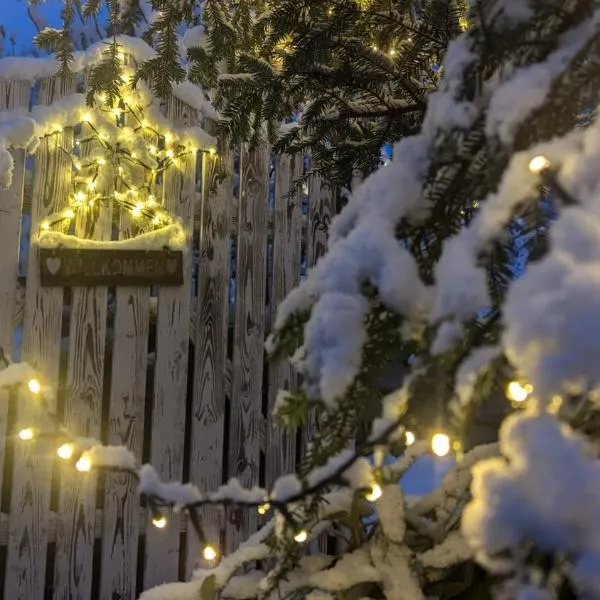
[46,256,62,275]
[166,259,178,275]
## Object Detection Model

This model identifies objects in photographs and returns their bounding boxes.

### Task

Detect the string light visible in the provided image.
[365,483,383,502]
[152,514,167,529]
[506,381,533,403]
[257,502,270,515]
[76,454,92,472]
[202,545,218,561]
[64,208,75,219]
[528,155,550,174]
[405,431,415,446]
[28,378,41,394]
[208,147,216,156]
[294,530,308,543]
[82,113,92,123]
[57,443,75,460]
[18,427,35,441]
[431,433,451,457]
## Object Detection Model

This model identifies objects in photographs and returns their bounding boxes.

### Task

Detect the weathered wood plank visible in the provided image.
[4,77,75,600]
[0,80,30,515]
[227,144,269,552]
[53,131,112,600]
[265,154,303,489]
[0,508,190,545]
[144,97,196,588]
[188,123,233,574]
[305,173,335,555]
[100,119,151,600]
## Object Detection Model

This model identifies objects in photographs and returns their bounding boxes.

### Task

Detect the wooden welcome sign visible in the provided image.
[40,248,184,287]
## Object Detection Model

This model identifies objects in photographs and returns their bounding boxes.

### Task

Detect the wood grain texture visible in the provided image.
[0,80,30,512]
[99,118,151,600]
[4,77,75,600]
[227,144,269,553]
[144,97,195,588]
[100,288,149,600]
[188,121,233,574]
[53,134,112,600]
[265,154,303,489]
[305,173,335,555]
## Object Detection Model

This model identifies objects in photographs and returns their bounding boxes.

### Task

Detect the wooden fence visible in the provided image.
[0,72,336,599]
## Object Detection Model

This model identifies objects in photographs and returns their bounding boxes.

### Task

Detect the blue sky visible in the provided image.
[2,0,60,54]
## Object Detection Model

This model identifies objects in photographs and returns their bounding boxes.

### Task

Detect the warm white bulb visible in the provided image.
[131,204,143,217]
[57,443,75,460]
[81,113,92,123]
[294,530,308,543]
[152,515,167,529]
[507,381,532,402]
[208,147,216,156]
[18,428,35,441]
[76,454,92,472]
[431,433,451,458]
[528,155,550,174]
[203,545,218,561]
[28,378,41,394]
[41,221,50,231]
[257,503,270,515]
[365,483,383,502]
[405,430,415,446]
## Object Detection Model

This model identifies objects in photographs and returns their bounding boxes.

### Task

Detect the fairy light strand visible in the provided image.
[0,343,443,556]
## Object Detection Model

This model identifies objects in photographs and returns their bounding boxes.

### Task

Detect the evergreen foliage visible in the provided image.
[35,0,465,188]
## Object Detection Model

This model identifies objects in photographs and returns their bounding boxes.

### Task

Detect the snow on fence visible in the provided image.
[0,71,336,599]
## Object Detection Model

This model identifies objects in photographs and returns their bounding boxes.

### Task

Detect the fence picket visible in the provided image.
[188,126,233,574]
[99,123,152,600]
[265,154,303,488]
[227,144,269,552]
[305,173,336,554]
[5,76,76,600]
[144,97,196,587]
[53,128,113,600]
[0,80,30,511]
